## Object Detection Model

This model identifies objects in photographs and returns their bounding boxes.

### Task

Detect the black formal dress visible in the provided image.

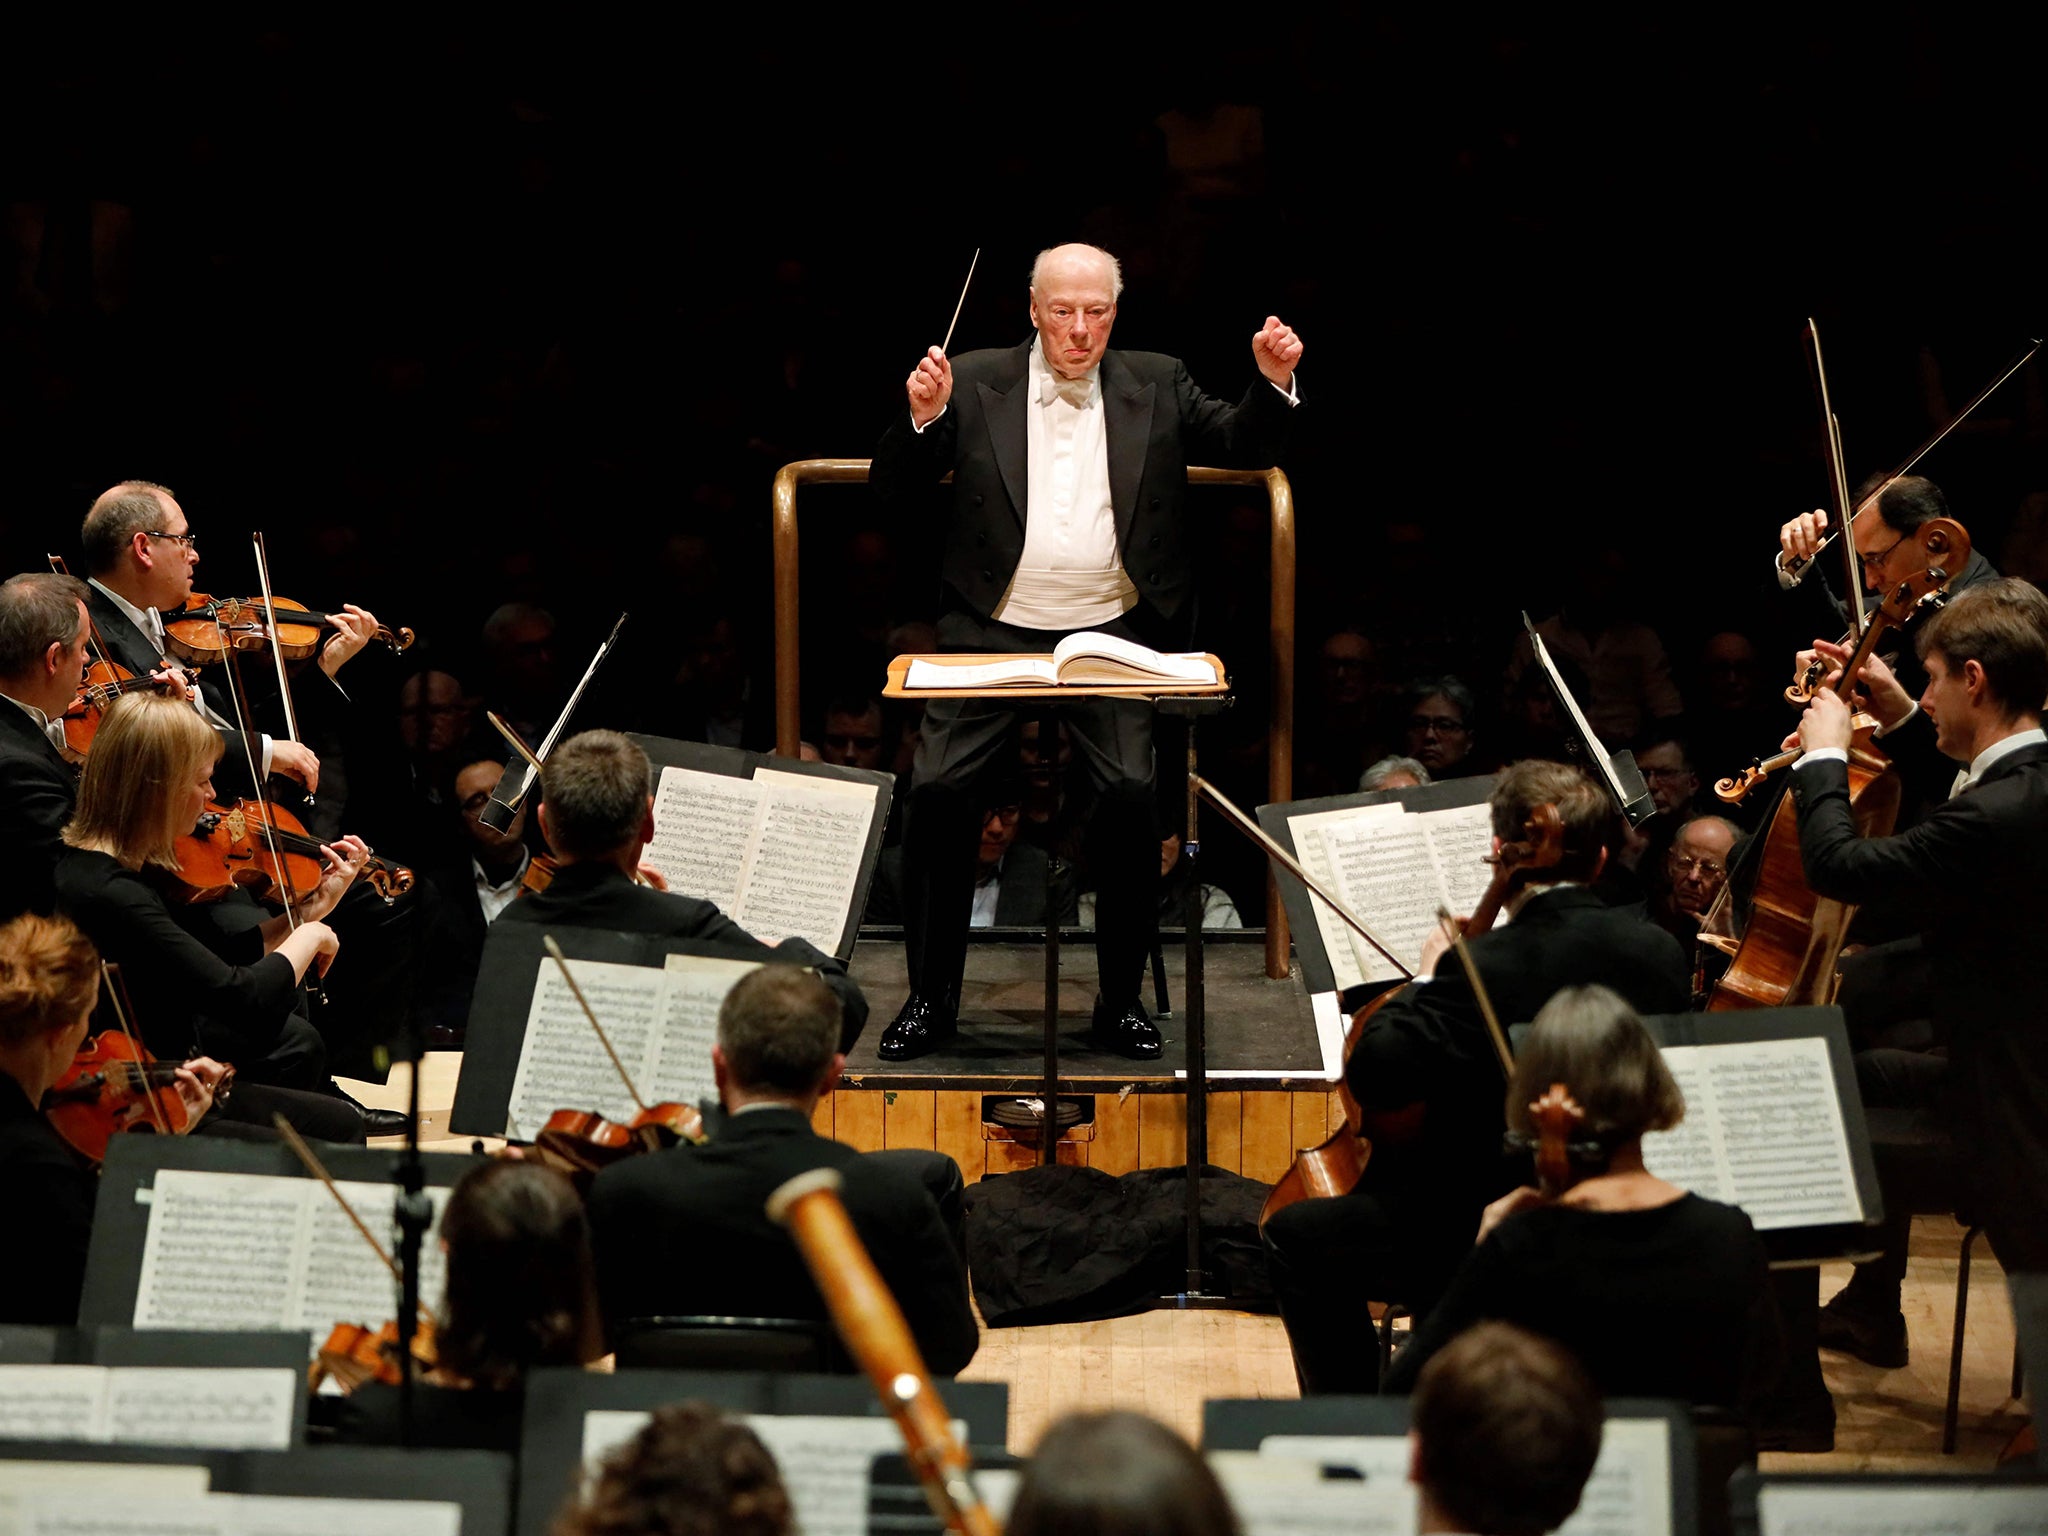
[1794,738,2048,1269]
[53,848,361,1141]
[585,1104,978,1376]
[0,1075,98,1325]
[870,338,1293,1010]
[1263,884,1690,1393]
[1380,1194,1778,1413]
[497,861,868,1051]
[0,699,76,925]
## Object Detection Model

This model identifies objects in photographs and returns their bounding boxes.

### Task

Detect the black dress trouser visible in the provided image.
[903,607,1161,1008]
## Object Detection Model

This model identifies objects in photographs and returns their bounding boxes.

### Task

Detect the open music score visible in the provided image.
[0,1365,296,1451]
[504,951,757,1139]
[642,765,879,955]
[1287,799,1496,990]
[128,1170,449,1352]
[5,1491,461,1536]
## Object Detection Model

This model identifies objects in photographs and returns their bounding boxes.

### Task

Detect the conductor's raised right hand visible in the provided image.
[1780,509,1830,567]
[907,346,953,429]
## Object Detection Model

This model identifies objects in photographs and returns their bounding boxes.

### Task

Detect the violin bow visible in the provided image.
[249,533,309,739]
[100,962,173,1136]
[480,613,628,832]
[45,552,120,678]
[1189,773,1413,979]
[1805,319,1869,636]
[1436,905,1514,1080]
[271,1113,406,1285]
[541,934,653,1115]
[1783,332,2042,582]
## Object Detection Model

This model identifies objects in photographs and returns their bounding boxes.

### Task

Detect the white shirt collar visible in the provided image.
[87,577,164,647]
[1028,335,1099,407]
[473,847,531,894]
[0,690,68,754]
[1966,726,2047,785]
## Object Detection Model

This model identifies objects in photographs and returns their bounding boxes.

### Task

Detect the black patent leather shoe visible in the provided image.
[877,993,958,1061]
[359,1106,413,1139]
[1090,995,1163,1060]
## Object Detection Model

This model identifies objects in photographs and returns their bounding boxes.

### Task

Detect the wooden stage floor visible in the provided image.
[354,1055,2029,1472]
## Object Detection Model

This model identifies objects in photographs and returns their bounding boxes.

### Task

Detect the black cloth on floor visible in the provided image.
[963,1163,1272,1326]
[0,1074,97,1325]
[1380,1194,1778,1413]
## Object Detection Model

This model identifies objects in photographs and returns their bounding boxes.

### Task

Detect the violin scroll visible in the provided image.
[1530,1081,1587,1200]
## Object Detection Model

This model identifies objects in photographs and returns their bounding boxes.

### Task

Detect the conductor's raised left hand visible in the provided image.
[1252,315,1303,388]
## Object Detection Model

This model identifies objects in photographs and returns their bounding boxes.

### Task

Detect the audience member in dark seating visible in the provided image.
[1298,628,1385,797]
[1361,755,1430,792]
[1409,1322,1604,1536]
[1401,676,1479,779]
[413,750,531,1043]
[337,1158,603,1450]
[1649,814,1738,945]
[585,967,976,1375]
[552,1401,794,1536]
[1508,549,1684,743]
[1007,1410,1240,1536]
[1383,986,1776,1414]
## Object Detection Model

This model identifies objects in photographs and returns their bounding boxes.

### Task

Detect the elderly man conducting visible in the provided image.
[870,242,1302,1061]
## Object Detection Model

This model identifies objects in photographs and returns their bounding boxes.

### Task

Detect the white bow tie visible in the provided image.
[1039,373,1094,409]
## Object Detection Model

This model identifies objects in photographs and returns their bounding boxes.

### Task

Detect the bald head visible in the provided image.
[1029,243,1123,299]
[1028,244,1122,381]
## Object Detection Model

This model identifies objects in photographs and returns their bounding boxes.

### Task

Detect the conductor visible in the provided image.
[871,243,1302,1061]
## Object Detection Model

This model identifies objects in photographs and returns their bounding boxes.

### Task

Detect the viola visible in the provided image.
[42,1031,233,1164]
[312,1318,441,1394]
[162,593,414,667]
[533,1101,705,1189]
[1528,1082,1587,1201]
[171,798,414,906]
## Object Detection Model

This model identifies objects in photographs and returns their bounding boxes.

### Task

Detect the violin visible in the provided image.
[57,659,193,762]
[533,1102,705,1190]
[162,593,414,667]
[312,1318,441,1394]
[42,1031,233,1164]
[519,852,560,897]
[171,798,414,906]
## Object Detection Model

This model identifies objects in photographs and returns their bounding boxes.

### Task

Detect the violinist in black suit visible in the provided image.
[1262,761,1690,1394]
[1788,577,2048,1362]
[78,482,421,1083]
[586,966,977,1376]
[496,729,868,1049]
[870,243,1301,1061]
[0,574,95,924]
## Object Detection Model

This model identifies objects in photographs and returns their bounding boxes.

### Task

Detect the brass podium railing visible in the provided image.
[769,458,1296,980]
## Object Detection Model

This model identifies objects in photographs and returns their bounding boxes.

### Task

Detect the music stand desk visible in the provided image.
[886,653,1236,1301]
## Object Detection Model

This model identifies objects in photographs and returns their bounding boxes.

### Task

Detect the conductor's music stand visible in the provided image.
[885,655,1236,1300]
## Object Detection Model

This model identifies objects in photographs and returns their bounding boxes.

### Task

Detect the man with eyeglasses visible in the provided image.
[1777,474,1999,703]
[1652,814,1738,942]
[77,481,382,804]
[1400,677,1478,779]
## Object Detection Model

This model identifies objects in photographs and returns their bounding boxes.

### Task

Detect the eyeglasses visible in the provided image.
[1667,853,1725,879]
[1407,715,1468,735]
[146,530,198,549]
[1857,532,1907,574]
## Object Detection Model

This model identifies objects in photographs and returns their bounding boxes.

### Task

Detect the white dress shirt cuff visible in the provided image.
[1872,702,1920,738]
[259,735,274,778]
[911,405,947,434]
[1270,374,1301,406]
[1794,746,1848,769]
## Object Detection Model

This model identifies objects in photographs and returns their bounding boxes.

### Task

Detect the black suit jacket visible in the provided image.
[1794,741,2048,1266]
[1346,886,1691,1265]
[84,583,263,800]
[871,339,1293,621]
[0,701,76,924]
[0,1074,98,1325]
[585,1105,978,1375]
[497,862,868,1049]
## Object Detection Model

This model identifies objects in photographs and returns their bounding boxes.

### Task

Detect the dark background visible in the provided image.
[5,13,2044,912]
